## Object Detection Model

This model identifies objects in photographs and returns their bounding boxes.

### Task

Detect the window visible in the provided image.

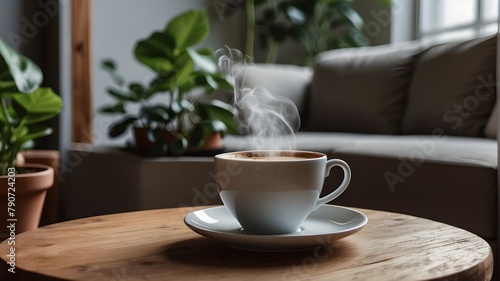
[418,0,498,42]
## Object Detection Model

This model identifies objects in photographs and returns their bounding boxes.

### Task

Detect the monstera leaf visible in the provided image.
[0,39,42,94]
[0,39,62,175]
[12,87,63,124]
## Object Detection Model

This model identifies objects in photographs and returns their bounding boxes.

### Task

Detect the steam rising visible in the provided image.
[214,47,301,150]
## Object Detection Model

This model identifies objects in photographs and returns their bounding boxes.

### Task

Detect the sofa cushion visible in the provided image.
[329,152,497,240]
[223,132,497,169]
[402,34,497,137]
[305,42,420,134]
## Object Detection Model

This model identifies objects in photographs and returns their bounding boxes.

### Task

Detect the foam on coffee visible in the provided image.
[248,156,304,161]
[221,151,323,160]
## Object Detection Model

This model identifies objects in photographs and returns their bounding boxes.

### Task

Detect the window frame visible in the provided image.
[416,0,498,41]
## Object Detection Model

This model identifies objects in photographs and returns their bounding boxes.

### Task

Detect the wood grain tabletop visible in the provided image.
[0,206,493,281]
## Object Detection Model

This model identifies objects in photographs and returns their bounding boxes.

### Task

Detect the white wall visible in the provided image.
[92,0,245,146]
[59,0,72,162]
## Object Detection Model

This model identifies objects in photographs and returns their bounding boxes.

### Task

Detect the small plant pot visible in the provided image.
[187,132,223,152]
[133,126,149,151]
[134,127,224,156]
[0,163,54,238]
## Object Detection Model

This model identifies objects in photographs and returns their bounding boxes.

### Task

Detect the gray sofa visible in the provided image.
[223,34,499,259]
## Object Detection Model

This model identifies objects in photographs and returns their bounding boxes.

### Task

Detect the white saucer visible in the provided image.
[184,205,367,252]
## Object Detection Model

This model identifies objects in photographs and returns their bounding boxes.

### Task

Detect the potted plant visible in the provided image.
[221,0,390,65]
[100,10,238,156]
[0,38,63,235]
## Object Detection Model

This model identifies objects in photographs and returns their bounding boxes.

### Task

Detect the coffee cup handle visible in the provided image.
[313,159,351,211]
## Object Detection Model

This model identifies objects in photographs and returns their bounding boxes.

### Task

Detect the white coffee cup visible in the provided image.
[214,150,351,235]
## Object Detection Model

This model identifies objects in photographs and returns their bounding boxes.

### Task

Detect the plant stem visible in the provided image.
[245,0,255,61]
[0,140,6,175]
[0,99,10,175]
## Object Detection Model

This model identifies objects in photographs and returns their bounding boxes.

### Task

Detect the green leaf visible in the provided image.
[128,83,151,101]
[196,48,215,57]
[12,125,29,142]
[207,119,228,133]
[180,99,195,112]
[134,32,176,72]
[286,6,306,25]
[338,4,365,31]
[168,134,188,156]
[144,128,168,157]
[140,105,170,122]
[101,59,116,71]
[189,120,227,147]
[12,87,62,124]
[187,48,217,73]
[101,59,125,87]
[210,74,234,91]
[341,27,368,47]
[107,88,133,102]
[189,122,206,147]
[109,116,137,138]
[196,100,238,134]
[165,10,209,51]
[0,81,17,94]
[100,103,126,114]
[149,72,175,92]
[0,39,43,93]
[377,0,391,6]
[204,74,218,91]
[192,72,217,93]
[101,59,124,86]
[20,139,34,150]
[0,107,6,124]
[19,125,53,143]
[168,100,187,117]
[174,51,195,90]
[146,128,164,144]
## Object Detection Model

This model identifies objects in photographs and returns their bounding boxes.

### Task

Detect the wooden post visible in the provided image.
[71,0,93,143]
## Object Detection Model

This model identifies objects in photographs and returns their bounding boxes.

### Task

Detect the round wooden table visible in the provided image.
[0,206,493,281]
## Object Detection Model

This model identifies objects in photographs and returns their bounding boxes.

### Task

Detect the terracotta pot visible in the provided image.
[0,163,54,239]
[187,132,223,152]
[21,150,61,226]
[133,126,152,151]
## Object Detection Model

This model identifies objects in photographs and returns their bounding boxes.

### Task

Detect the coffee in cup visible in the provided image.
[214,150,351,235]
